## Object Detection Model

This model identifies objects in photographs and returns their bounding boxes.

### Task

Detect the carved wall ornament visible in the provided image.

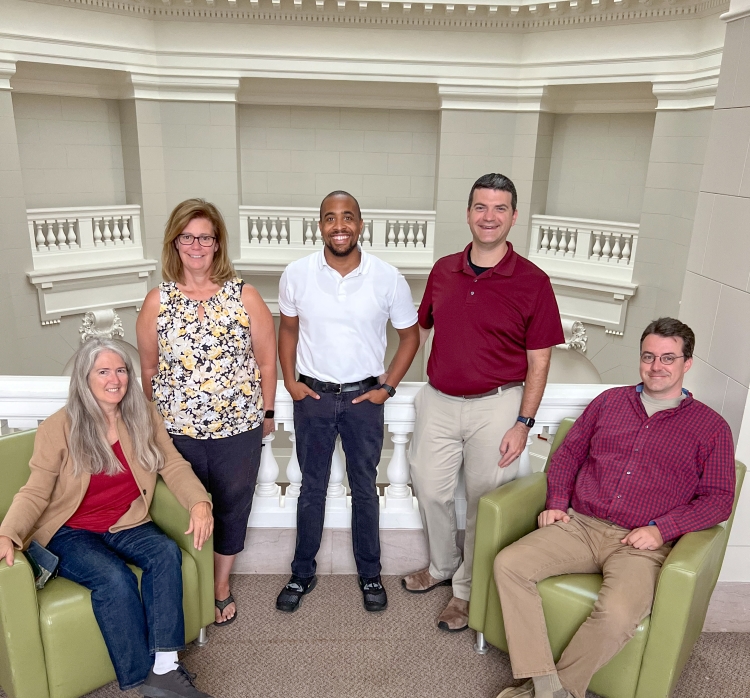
[79,309,125,344]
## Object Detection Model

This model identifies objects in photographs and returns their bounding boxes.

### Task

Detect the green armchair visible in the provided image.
[0,429,215,698]
[469,418,746,698]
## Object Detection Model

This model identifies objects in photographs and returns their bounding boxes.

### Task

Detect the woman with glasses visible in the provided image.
[136,199,277,627]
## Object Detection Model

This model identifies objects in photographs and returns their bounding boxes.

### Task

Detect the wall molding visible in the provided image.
[19,0,730,32]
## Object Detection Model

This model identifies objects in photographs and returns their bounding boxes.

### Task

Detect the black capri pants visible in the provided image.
[171,426,263,556]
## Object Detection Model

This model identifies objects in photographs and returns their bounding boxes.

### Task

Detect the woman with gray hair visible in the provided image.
[0,338,214,698]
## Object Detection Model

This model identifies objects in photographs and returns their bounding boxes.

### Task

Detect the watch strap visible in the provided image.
[381,384,396,397]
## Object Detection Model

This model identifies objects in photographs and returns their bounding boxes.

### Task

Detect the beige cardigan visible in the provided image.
[0,404,211,549]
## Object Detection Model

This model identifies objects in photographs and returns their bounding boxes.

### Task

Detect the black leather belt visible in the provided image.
[299,374,378,394]
[430,381,524,400]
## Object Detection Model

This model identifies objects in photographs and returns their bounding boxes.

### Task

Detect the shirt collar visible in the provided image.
[317,246,369,277]
[452,242,517,277]
[634,383,692,401]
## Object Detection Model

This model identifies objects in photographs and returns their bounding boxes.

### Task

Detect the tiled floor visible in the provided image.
[234,527,750,631]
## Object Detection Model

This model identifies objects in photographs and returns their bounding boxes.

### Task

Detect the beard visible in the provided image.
[324,236,359,257]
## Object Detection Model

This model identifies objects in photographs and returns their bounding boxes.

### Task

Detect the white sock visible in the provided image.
[532,672,565,697]
[152,651,179,675]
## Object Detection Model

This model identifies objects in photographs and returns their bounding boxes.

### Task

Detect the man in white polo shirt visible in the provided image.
[275,190,420,613]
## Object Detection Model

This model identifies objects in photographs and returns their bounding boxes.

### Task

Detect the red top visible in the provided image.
[66,441,142,533]
[547,385,736,542]
[418,243,564,396]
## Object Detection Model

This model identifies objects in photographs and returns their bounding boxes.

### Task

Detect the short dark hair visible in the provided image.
[468,173,517,211]
[640,317,695,360]
[320,190,362,221]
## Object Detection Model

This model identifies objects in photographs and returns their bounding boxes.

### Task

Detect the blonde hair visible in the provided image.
[67,338,165,476]
[161,199,235,285]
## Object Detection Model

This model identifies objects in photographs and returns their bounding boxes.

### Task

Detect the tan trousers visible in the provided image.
[494,512,671,698]
[409,383,523,601]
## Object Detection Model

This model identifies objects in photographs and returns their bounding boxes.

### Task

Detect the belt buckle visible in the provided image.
[335,383,343,394]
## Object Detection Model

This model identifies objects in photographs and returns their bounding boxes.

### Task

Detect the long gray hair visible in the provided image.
[67,338,164,476]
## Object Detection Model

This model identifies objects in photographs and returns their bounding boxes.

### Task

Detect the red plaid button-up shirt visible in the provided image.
[547,385,736,542]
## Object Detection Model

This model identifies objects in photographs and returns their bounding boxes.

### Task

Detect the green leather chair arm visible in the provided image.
[148,477,215,630]
[0,555,50,698]
[469,472,548,632]
[635,524,728,698]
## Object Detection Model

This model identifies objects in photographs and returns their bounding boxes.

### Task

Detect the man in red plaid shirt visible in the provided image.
[494,317,736,698]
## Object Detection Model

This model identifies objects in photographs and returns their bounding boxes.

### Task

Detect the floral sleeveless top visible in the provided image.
[153,278,264,439]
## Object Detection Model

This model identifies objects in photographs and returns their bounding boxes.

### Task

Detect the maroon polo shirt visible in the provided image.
[419,242,564,396]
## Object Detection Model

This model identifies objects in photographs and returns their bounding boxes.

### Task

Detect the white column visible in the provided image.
[384,429,412,508]
[284,427,302,510]
[252,432,281,511]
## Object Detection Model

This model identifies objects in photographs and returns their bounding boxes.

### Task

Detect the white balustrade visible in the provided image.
[237,206,436,275]
[28,205,144,270]
[530,214,639,336]
[0,378,616,528]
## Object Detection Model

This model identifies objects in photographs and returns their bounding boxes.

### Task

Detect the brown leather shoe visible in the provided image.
[437,596,469,632]
[401,568,452,594]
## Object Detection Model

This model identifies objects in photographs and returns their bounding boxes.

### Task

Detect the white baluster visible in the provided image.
[549,228,559,254]
[406,222,415,247]
[56,221,67,249]
[46,221,56,249]
[304,219,314,244]
[601,233,612,261]
[281,218,290,244]
[121,218,132,244]
[255,432,281,499]
[387,222,396,246]
[397,221,406,246]
[35,222,46,251]
[112,217,123,244]
[540,227,550,253]
[103,218,113,245]
[566,230,576,256]
[250,218,260,244]
[416,222,425,247]
[270,218,279,244]
[517,433,534,478]
[93,218,103,246]
[362,221,372,245]
[285,429,302,503]
[327,441,346,499]
[259,219,269,245]
[591,232,602,260]
[621,236,632,264]
[560,229,569,255]
[611,234,621,262]
[384,431,412,507]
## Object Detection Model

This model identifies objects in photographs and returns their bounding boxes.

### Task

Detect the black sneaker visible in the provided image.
[359,575,388,612]
[141,663,212,698]
[275,574,317,612]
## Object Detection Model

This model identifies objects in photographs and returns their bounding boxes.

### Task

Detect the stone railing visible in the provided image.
[0,377,613,529]
[27,205,145,270]
[25,205,156,326]
[529,214,639,336]
[235,206,436,276]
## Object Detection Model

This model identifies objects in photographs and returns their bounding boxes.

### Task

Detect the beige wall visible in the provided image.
[546,113,655,224]
[679,12,750,442]
[13,94,125,210]
[239,105,438,210]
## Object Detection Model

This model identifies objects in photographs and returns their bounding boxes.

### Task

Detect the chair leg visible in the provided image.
[474,631,489,655]
[195,627,209,647]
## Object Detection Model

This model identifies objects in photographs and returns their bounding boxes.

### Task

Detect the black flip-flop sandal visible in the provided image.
[214,594,237,626]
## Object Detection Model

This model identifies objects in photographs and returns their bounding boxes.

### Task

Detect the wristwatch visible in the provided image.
[264,410,275,419]
[517,415,535,428]
[381,384,396,397]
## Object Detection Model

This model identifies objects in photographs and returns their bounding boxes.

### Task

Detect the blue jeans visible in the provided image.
[291,388,384,579]
[47,522,185,690]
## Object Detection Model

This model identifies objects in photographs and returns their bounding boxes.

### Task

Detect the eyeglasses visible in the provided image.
[177,234,216,247]
[640,352,685,365]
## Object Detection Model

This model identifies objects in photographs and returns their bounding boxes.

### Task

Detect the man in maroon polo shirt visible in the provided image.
[403,173,564,632]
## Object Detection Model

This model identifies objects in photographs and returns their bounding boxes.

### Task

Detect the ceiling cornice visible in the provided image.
[23,0,730,32]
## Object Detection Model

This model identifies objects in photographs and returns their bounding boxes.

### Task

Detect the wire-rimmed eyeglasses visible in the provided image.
[640,352,685,365]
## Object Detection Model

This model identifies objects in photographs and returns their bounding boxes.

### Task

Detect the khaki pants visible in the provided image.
[494,512,671,698]
[409,383,523,601]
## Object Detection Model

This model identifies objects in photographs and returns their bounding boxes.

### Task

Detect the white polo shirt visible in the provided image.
[278,248,418,384]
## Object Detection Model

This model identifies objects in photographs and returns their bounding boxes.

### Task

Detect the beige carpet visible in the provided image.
[4,574,749,698]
